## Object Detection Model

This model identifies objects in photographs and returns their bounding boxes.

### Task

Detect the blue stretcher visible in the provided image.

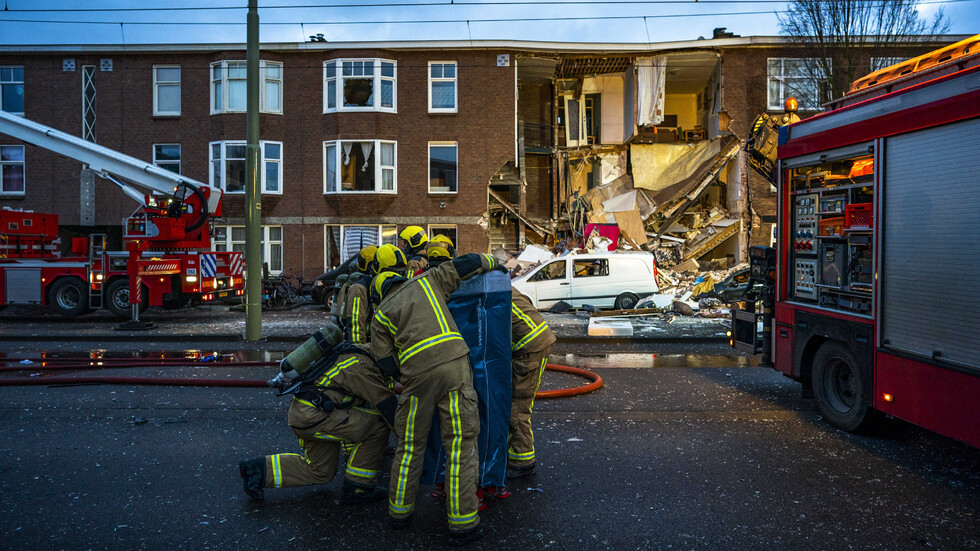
[420,271,512,488]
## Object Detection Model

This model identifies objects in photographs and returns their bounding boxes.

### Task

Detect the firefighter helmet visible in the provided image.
[427,245,452,260]
[399,226,428,252]
[357,245,378,274]
[373,244,408,274]
[371,271,407,305]
[430,234,456,257]
[335,273,349,289]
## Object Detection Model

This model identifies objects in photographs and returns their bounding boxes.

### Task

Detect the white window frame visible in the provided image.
[0,145,26,196]
[428,141,458,194]
[208,140,284,195]
[324,224,398,270]
[152,143,181,174]
[322,140,397,194]
[323,58,397,114]
[152,65,181,116]
[428,61,457,113]
[767,57,830,111]
[213,225,283,275]
[210,60,283,115]
[0,66,24,116]
[427,224,457,245]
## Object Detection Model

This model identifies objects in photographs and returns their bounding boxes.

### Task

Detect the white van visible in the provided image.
[511,251,659,310]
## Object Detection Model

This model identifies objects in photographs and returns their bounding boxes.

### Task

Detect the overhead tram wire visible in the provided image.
[3,0,973,11]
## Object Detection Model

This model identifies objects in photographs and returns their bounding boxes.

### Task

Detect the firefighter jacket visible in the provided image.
[342,273,372,344]
[511,288,556,354]
[292,344,396,427]
[406,255,429,278]
[371,254,499,379]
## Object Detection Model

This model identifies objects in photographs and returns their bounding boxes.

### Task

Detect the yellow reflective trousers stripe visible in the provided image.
[391,395,418,514]
[446,390,463,523]
[351,296,362,343]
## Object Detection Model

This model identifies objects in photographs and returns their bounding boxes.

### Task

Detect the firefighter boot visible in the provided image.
[448,525,487,547]
[386,514,413,530]
[238,457,265,500]
[340,480,386,504]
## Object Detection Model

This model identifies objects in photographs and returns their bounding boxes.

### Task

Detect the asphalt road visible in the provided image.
[1,342,978,550]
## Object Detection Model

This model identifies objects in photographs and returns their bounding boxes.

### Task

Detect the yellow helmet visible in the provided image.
[427,246,452,260]
[357,245,378,273]
[371,271,406,305]
[399,226,428,251]
[373,244,408,274]
[432,234,454,248]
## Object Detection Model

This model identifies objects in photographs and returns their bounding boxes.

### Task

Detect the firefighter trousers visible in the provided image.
[263,399,390,489]
[388,356,481,532]
[508,347,551,468]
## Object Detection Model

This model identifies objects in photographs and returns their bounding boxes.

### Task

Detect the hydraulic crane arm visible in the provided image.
[0,110,222,213]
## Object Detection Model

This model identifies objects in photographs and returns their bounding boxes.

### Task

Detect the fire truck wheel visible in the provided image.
[811,341,870,432]
[48,278,89,317]
[105,279,149,318]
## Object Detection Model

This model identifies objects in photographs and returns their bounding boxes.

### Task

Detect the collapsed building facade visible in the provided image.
[0,33,952,279]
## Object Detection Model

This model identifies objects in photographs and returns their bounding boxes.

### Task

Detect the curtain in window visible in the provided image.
[637,56,666,125]
[361,142,373,172]
[342,226,379,261]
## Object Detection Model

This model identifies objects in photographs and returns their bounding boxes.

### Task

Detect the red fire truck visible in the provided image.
[732,35,980,448]
[0,112,244,319]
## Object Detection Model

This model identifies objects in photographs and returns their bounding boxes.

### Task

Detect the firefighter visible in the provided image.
[330,273,349,322]
[430,234,456,257]
[398,226,429,276]
[369,253,503,545]
[340,246,377,344]
[239,325,397,504]
[508,287,556,479]
[372,243,408,276]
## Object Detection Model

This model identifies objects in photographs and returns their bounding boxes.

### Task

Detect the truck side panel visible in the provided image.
[880,117,980,371]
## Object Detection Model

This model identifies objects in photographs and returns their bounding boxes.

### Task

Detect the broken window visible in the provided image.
[324,58,396,113]
[323,140,397,193]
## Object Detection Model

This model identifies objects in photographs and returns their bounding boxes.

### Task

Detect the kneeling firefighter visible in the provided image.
[370,252,505,545]
[340,246,378,344]
[508,288,556,478]
[239,324,398,503]
[398,226,429,277]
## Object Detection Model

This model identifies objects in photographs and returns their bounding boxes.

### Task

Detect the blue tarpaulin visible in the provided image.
[420,271,512,488]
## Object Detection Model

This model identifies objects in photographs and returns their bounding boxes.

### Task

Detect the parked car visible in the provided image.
[695,267,752,303]
[511,251,659,310]
[310,255,358,307]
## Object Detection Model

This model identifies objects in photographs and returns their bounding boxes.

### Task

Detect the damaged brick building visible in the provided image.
[0,32,953,278]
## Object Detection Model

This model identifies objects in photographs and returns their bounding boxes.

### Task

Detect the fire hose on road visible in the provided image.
[0,358,603,399]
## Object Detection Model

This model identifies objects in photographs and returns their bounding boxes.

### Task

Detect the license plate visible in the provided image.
[218,291,229,298]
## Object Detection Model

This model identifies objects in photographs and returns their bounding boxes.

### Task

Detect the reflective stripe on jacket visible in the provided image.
[511,288,556,354]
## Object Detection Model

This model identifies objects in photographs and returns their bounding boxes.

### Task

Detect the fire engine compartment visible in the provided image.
[784,145,875,316]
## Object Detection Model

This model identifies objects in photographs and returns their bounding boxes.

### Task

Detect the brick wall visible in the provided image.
[0,47,513,279]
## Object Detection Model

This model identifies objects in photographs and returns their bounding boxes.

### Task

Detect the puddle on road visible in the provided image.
[3,350,753,370]
[552,353,757,369]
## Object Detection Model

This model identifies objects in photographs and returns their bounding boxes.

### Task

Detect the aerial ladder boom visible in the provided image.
[0,110,222,248]
[0,110,233,327]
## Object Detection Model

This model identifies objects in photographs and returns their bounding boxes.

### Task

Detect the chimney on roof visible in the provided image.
[713,28,738,39]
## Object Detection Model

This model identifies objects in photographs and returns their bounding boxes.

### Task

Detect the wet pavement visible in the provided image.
[0,301,730,343]
[1,340,978,550]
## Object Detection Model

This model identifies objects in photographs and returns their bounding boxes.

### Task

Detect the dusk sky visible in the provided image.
[0,0,975,45]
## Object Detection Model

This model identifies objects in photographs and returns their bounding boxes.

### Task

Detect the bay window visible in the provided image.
[323,58,396,113]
